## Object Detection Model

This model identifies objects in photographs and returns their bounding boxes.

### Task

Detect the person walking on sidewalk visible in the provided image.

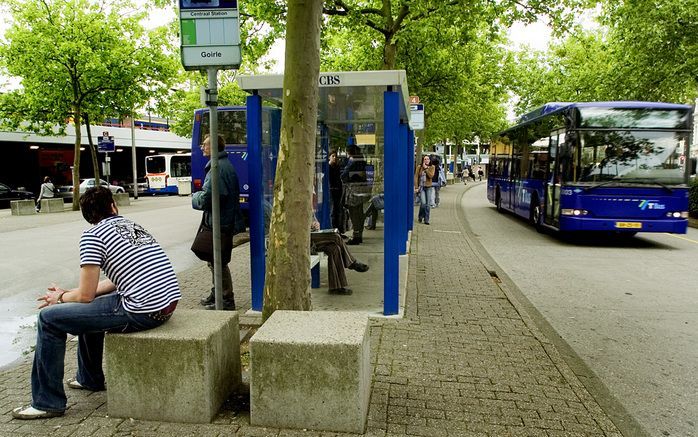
[414,155,435,225]
[193,134,241,311]
[11,187,181,420]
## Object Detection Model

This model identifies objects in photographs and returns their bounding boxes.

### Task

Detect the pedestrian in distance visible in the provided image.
[414,155,435,225]
[477,166,484,181]
[311,215,369,295]
[192,134,242,311]
[35,176,56,212]
[430,155,441,208]
[11,187,181,420]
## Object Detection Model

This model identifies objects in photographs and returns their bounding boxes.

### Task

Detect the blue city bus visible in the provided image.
[487,101,694,234]
[190,106,281,217]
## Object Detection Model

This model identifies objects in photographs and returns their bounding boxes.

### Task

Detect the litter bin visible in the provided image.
[177,180,192,196]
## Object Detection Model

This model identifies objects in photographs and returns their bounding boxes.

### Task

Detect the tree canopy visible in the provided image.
[510,0,698,118]
[0,0,179,209]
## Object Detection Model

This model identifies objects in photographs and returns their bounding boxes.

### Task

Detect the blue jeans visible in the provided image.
[30,293,166,412]
[418,187,434,223]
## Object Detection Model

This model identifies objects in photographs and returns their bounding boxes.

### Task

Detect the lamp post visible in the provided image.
[131,111,138,200]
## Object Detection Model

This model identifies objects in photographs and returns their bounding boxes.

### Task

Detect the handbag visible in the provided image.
[344,183,372,207]
[191,218,233,264]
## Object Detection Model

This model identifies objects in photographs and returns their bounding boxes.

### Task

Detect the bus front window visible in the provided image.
[146,156,166,174]
[577,130,687,185]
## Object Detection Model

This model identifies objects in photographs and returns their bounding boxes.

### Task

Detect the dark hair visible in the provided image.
[203,134,226,148]
[80,187,116,224]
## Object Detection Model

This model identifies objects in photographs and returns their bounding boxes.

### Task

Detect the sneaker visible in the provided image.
[204,299,236,311]
[200,289,215,306]
[329,287,353,295]
[66,378,104,391]
[348,261,369,272]
[347,237,362,245]
[424,222,430,225]
[11,405,64,420]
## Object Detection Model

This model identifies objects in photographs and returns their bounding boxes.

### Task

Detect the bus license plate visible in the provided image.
[615,222,642,229]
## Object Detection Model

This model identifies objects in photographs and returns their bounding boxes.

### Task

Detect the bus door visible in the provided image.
[543,129,565,227]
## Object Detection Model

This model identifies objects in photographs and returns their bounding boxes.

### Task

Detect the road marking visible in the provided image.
[433,230,461,234]
[665,233,698,244]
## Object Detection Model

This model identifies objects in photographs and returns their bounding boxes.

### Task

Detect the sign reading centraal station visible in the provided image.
[179,0,241,70]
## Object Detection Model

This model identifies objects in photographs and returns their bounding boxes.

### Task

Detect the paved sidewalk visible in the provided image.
[0,183,624,436]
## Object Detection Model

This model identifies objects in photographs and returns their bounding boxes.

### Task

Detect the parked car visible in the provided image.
[124,177,148,196]
[0,182,34,209]
[56,178,125,200]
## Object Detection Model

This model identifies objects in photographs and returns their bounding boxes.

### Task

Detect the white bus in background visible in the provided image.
[145,153,192,195]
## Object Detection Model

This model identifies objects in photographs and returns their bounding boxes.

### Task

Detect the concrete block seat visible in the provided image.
[105,309,241,423]
[10,199,36,215]
[250,311,371,433]
[40,198,64,213]
[113,192,130,206]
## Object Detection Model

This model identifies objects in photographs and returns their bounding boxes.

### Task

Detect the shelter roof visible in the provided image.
[237,70,411,126]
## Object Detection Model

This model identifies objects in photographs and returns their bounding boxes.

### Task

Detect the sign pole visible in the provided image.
[207,67,223,310]
[131,112,138,200]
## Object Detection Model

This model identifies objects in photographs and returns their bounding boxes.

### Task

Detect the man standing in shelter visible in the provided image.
[341,145,369,245]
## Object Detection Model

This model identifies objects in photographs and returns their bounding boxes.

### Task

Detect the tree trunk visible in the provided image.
[72,109,82,211]
[84,113,101,183]
[383,39,397,70]
[262,0,323,321]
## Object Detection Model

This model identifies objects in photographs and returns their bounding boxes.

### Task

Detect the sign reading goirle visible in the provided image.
[179,0,241,70]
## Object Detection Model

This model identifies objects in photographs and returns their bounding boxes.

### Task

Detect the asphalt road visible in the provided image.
[0,196,201,369]
[461,182,698,437]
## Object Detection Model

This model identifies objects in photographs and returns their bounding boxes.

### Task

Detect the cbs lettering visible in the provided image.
[319,75,340,86]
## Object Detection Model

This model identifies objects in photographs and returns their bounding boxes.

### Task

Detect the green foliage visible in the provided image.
[511,0,698,117]
[0,0,180,128]
[690,177,698,217]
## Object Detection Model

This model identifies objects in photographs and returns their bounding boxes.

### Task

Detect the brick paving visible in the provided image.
[0,184,624,436]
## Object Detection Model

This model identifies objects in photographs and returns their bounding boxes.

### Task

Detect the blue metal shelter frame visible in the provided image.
[238,71,414,315]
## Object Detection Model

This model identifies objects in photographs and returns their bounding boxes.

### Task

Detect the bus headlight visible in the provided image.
[561,209,588,216]
[666,211,688,218]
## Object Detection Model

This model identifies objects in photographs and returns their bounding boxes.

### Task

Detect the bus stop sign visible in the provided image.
[97,132,115,153]
[179,0,241,70]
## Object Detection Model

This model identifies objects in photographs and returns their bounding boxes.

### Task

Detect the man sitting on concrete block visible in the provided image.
[12,187,181,420]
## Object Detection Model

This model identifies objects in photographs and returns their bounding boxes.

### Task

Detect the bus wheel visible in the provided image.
[530,198,543,233]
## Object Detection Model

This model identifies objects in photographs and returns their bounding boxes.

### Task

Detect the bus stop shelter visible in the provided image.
[238,70,415,316]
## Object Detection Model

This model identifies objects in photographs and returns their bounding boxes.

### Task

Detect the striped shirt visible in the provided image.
[79,215,181,313]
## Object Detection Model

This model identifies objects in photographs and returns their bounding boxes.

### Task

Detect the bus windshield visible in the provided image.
[146,156,166,174]
[577,130,688,185]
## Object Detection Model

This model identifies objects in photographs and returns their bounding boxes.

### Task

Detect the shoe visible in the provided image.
[348,261,369,272]
[11,405,64,420]
[340,233,349,240]
[329,287,353,295]
[365,225,376,230]
[200,289,215,306]
[204,299,236,311]
[424,222,430,225]
[347,237,362,245]
[418,217,423,223]
[66,378,104,391]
